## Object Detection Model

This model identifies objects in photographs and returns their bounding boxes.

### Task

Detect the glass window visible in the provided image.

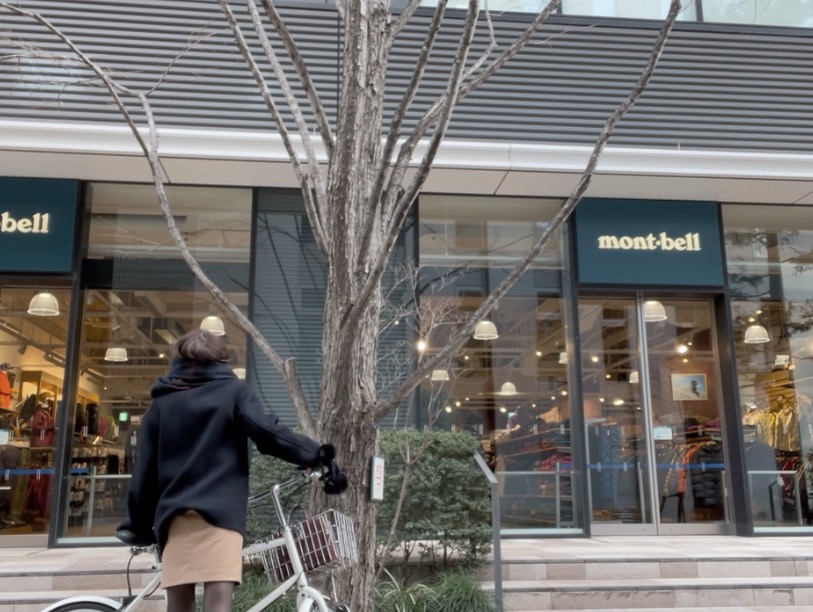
[57,183,251,543]
[0,287,71,542]
[420,195,564,270]
[419,195,580,533]
[562,0,697,19]
[723,204,813,531]
[702,0,813,27]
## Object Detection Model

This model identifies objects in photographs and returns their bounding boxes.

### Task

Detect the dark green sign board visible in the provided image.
[0,178,79,273]
[574,198,724,287]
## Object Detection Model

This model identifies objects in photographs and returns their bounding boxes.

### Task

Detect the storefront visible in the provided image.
[417,195,813,537]
[0,177,811,546]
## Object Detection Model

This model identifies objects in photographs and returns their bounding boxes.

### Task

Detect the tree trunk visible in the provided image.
[316,1,391,605]
[319,271,382,610]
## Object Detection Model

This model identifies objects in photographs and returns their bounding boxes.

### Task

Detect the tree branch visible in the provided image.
[374,0,682,421]
[217,0,330,262]
[139,91,317,437]
[348,0,479,332]
[359,0,449,271]
[260,0,335,156]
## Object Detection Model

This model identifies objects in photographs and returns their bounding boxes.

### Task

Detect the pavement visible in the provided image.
[1,534,812,571]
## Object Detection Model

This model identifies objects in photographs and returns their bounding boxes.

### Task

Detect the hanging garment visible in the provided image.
[31,407,55,448]
[0,372,12,410]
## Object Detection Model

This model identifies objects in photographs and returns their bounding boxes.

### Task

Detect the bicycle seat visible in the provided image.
[116,528,156,547]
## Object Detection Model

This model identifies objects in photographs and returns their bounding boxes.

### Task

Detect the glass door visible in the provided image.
[579,296,731,535]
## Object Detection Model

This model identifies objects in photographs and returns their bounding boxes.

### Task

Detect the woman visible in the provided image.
[122,329,346,612]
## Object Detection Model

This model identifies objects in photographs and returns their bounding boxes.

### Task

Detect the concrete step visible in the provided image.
[0,568,157,593]
[0,589,165,612]
[498,576,813,610]
[499,557,813,581]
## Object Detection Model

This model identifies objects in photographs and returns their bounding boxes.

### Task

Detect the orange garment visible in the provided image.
[0,372,11,409]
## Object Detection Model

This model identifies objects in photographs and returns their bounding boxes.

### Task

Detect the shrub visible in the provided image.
[377,429,492,571]
[247,428,493,575]
[374,569,438,612]
[431,570,497,612]
[374,569,496,612]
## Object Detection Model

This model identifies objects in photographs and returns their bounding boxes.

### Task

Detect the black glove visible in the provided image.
[316,444,348,495]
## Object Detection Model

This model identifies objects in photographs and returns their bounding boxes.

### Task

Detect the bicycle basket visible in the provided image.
[250,510,357,585]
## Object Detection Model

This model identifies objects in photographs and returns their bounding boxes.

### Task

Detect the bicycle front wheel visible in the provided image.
[45,600,118,612]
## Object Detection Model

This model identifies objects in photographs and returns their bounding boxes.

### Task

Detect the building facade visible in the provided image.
[0,1,812,546]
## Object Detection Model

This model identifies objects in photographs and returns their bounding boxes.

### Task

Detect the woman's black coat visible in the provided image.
[124,359,321,553]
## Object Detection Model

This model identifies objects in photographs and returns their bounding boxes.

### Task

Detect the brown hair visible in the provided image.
[173,329,229,363]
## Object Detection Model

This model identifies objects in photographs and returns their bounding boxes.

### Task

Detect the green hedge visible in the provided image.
[376,429,492,570]
[247,428,492,570]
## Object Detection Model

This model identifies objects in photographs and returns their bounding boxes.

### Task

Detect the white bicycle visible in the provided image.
[42,470,356,612]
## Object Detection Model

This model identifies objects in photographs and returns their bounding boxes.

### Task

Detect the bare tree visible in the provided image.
[1,0,682,608]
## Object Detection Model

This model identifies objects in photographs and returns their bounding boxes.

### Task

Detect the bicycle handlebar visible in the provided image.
[247,467,325,505]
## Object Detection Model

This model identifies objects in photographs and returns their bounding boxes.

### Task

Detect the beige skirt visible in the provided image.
[161,510,243,588]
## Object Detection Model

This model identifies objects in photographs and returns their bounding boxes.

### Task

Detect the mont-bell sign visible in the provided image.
[0,178,79,273]
[574,199,724,287]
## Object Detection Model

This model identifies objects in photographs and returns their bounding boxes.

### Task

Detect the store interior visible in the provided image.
[0,285,247,539]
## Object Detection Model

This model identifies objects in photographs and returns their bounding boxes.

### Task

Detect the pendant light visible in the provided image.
[28,292,60,316]
[104,347,128,362]
[473,319,499,340]
[499,381,517,396]
[629,370,640,384]
[744,323,770,344]
[643,300,667,322]
[430,369,450,382]
[200,315,226,336]
[558,351,568,365]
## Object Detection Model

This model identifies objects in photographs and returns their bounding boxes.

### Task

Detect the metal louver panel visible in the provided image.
[249,189,411,429]
[1,2,812,151]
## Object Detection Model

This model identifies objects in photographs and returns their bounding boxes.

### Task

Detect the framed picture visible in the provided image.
[671,373,708,401]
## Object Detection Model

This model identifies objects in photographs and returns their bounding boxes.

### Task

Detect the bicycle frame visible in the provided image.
[241,471,335,612]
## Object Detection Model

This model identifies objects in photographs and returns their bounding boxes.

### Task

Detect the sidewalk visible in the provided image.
[2,534,812,571]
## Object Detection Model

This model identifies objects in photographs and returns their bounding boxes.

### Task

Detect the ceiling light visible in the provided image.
[455,400,461,407]
[558,352,568,364]
[200,315,225,336]
[431,369,450,382]
[590,355,600,363]
[677,344,689,354]
[416,339,427,352]
[499,406,507,413]
[629,370,639,384]
[473,319,499,340]
[536,350,543,357]
[744,324,770,344]
[444,406,453,413]
[643,300,667,322]
[28,292,59,316]
[499,381,517,396]
[233,367,246,379]
[612,398,624,406]
[104,347,128,362]
[560,390,568,396]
